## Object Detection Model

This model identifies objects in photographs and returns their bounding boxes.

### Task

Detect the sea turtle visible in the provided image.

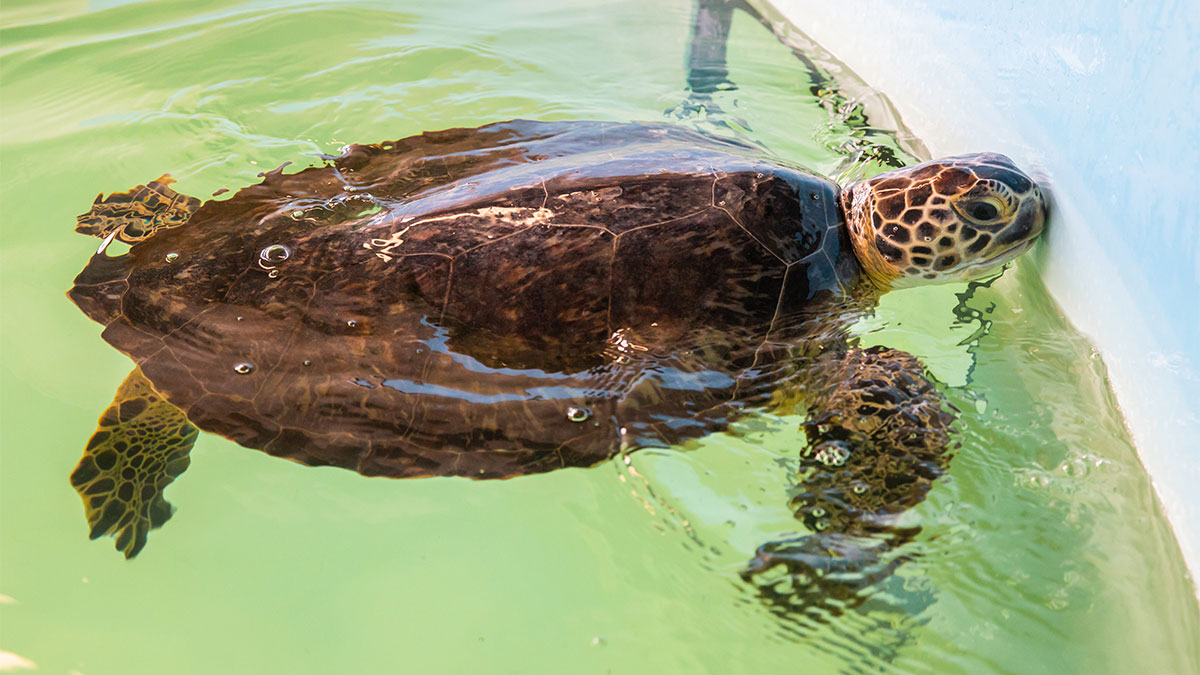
[67,120,1045,585]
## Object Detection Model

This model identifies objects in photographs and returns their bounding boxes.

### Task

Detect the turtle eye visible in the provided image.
[958,196,1006,224]
[968,202,998,221]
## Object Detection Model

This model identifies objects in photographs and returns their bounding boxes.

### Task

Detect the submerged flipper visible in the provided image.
[75,175,200,244]
[70,368,197,558]
[684,0,740,97]
[667,0,755,134]
[745,346,956,607]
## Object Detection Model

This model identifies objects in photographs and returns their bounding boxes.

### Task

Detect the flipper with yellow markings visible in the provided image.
[70,368,197,558]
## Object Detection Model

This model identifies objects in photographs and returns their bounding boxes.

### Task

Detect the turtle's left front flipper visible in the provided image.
[70,368,197,558]
[75,174,200,244]
[745,346,957,604]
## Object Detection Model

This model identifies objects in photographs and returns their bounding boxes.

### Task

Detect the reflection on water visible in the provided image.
[1,0,1198,673]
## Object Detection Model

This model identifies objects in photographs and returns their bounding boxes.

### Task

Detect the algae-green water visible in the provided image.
[1,1,1197,672]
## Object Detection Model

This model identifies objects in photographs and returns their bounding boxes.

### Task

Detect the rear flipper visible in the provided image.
[744,346,956,607]
[70,368,197,558]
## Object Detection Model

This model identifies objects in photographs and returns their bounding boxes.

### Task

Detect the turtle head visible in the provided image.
[841,153,1046,289]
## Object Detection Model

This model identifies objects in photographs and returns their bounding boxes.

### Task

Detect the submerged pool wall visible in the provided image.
[759,0,1200,592]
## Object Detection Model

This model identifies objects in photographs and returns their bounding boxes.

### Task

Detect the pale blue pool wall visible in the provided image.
[761,0,1200,592]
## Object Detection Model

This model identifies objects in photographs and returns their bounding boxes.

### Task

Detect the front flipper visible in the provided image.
[70,368,197,558]
[666,0,753,132]
[75,175,200,244]
[745,346,956,605]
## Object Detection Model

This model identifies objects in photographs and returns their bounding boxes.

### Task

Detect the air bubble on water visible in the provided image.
[302,359,313,367]
[290,210,304,220]
[233,362,255,374]
[346,319,358,328]
[268,269,279,278]
[566,406,591,423]
[164,252,179,263]
[811,507,827,518]
[259,244,291,263]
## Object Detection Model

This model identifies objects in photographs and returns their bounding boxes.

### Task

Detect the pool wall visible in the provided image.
[760,0,1200,593]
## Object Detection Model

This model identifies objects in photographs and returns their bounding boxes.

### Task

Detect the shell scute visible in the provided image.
[609,208,786,339]
[444,224,614,370]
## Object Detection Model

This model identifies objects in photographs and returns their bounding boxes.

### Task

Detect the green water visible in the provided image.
[1,0,1197,673]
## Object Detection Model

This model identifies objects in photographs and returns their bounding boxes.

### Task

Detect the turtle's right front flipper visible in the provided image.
[745,346,957,607]
[683,0,740,97]
[667,0,753,130]
[70,368,197,558]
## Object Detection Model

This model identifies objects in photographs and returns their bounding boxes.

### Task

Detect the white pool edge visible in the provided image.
[756,0,1200,598]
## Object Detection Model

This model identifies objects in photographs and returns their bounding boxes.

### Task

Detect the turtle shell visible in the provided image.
[70,120,860,478]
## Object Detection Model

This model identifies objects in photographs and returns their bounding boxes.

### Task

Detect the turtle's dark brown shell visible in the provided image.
[70,120,861,478]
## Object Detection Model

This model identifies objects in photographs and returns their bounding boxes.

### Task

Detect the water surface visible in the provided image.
[1,0,1197,672]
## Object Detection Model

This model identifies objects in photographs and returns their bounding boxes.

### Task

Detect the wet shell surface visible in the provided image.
[70,120,859,478]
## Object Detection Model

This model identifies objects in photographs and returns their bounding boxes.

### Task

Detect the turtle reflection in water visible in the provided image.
[67,119,1045,601]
